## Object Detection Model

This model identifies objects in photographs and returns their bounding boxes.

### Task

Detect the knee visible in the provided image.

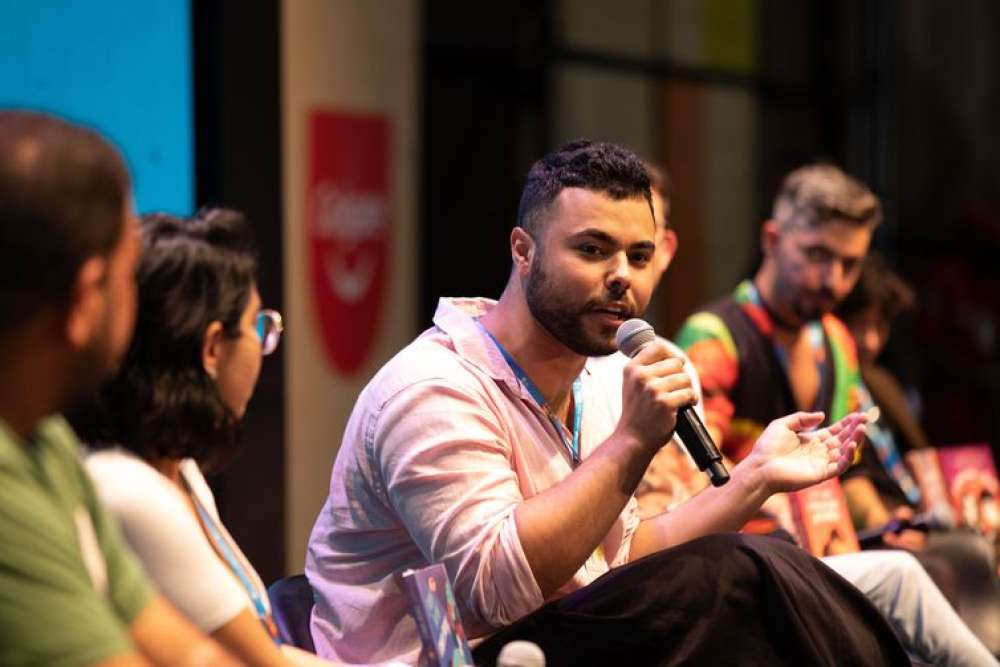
[688,531,773,551]
[878,550,928,586]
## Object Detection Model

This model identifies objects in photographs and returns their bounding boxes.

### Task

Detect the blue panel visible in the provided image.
[0,0,193,215]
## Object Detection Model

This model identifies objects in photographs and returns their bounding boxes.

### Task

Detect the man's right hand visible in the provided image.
[882,506,928,551]
[615,340,695,451]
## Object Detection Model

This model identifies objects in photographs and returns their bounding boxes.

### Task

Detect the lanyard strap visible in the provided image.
[856,385,922,505]
[478,322,584,465]
[189,489,282,645]
[744,282,827,410]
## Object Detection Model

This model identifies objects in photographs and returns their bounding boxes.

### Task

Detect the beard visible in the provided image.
[773,265,837,325]
[523,252,627,357]
[790,289,837,323]
[64,305,126,410]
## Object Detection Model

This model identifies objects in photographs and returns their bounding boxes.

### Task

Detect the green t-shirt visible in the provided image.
[0,415,154,667]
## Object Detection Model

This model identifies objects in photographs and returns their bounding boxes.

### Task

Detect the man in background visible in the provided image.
[671,162,996,664]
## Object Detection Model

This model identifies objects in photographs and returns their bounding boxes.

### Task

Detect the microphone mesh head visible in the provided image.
[615,318,656,358]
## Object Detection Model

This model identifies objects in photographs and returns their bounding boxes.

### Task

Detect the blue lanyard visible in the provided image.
[746,282,827,409]
[190,490,282,645]
[478,322,584,465]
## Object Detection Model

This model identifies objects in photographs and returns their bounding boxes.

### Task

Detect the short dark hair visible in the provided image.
[74,208,258,472]
[836,252,916,324]
[517,139,653,237]
[0,111,130,334]
[642,160,673,229]
[773,162,882,231]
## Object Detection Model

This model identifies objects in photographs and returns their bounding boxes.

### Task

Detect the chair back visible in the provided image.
[267,574,316,652]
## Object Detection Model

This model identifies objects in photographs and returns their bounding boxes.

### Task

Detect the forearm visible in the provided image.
[515,431,654,596]
[212,609,290,666]
[628,456,770,560]
[129,596,239,667]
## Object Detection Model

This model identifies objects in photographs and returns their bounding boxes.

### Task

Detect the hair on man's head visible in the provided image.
[0,111,130,335]
[772,163,882,232]
[517,139,653,238]
[641,160,672,229]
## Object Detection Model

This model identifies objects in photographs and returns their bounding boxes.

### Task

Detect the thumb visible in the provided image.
[778,411,825,432]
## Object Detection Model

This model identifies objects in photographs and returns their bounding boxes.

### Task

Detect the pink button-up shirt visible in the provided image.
[306,297,642,664]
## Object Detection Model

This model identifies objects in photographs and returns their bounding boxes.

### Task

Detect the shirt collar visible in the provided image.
[0,414,70,469]
[431,297,595,399]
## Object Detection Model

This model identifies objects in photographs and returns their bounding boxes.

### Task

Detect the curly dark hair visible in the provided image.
[74,207,258,472]
[516,139,654,238]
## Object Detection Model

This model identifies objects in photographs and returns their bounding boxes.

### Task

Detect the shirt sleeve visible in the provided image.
[373,378,544,630]
[0,471,140,667]
[675,312,740,448]
[86,452,249,633]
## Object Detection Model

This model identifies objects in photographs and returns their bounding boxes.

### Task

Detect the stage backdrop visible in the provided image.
[282,0,421,571]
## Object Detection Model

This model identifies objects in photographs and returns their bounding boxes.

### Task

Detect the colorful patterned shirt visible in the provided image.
[675,280,863,464]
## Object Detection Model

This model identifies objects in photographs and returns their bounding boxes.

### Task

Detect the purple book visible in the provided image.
[400,563,475,666]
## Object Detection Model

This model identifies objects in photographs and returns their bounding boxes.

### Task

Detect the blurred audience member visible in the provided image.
[836,252,930,544]
[0,111,236,666]
[837,253,1000,653]
[74,210,328,666]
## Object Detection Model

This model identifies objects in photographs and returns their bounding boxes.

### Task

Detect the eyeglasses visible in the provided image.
[254,309,284,356]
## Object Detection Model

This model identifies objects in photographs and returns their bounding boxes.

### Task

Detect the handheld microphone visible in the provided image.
[497,640,546,667]
[616,319,730,487]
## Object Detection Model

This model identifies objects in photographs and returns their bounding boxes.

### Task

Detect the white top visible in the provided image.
[85,450,264,633]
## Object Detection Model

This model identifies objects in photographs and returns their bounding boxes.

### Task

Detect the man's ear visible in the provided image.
[510,226,536,277]
[65,256,108,349]
[655,228,678,277]
[761,219,781,258]
[201,321,225,380]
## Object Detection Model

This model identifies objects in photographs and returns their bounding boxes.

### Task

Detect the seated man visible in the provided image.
[836,252,1000,655]
[835,252,939,535]
[306,140,909,665]
[674,162,997,665]
[0,111,236,667]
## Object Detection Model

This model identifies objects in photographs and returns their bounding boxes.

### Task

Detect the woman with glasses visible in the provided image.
[76,209,328,666]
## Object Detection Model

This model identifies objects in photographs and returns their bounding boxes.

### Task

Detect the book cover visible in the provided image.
[904,448,956,524]
[936,444,1000,542]
[788,477,860,557]
[400,563,475,667]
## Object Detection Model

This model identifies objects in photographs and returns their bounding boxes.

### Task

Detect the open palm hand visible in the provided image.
[747,411,868,494]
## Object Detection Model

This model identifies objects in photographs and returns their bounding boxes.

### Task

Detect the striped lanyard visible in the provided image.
[745,282,827,410]
[188,486,282,645]
[478,322,584,465]
[856,384,922,505]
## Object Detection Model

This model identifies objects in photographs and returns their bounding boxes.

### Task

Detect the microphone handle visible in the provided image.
[674,406,730,487]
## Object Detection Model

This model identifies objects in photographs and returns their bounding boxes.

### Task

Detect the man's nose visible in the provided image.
[606,253,632,294]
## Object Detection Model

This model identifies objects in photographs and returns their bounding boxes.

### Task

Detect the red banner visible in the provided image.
[307,111,391,375]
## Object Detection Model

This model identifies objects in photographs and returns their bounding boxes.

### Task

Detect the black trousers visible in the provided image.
[473,533,911,666]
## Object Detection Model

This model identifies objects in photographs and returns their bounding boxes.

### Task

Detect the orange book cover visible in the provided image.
[905,448,956,524]
[788,478,860,557]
